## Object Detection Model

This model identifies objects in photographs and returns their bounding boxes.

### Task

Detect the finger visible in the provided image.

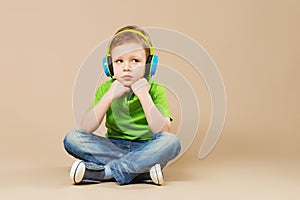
[124,87,131,93]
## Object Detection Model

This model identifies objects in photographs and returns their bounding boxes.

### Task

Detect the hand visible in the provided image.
[107,80,130,100]
[131,78,150,98]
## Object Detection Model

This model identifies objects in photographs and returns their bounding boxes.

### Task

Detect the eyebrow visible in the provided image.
[113,54,143,60]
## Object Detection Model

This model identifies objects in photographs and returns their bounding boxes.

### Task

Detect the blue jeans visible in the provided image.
[63,129,181,185]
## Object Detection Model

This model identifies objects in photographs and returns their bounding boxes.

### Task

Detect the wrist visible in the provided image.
[136,91,151,101]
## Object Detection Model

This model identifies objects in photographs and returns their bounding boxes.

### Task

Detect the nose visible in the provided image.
[123,61,131,71]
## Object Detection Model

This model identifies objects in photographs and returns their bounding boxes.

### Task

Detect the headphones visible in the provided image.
[102,29,158,78]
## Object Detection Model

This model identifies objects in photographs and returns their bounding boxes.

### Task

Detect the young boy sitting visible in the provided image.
[63,25,181,186]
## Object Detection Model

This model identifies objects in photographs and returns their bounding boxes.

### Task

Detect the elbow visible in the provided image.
[161,118,171,132]
[80,121,92,133]
[151,117,171,134]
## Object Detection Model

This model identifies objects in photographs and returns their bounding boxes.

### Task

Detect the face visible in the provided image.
[111,42,147,87]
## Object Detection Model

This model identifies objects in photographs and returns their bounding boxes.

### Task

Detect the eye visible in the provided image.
[132,58,140,63]
[114,59,123,64]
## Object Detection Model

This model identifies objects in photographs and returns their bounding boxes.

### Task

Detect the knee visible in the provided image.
[155,132,181,156]
[63,129,84,152]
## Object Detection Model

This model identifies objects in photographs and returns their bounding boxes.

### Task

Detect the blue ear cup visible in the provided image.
[150,55,158,76]
[102,57,110,77]
[102,56,113,77]
[145,54,158,78]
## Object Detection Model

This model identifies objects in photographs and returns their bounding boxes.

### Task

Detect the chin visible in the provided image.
[121,80,134,87]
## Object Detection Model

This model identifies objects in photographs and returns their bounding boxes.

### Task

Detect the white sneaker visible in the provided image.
[70,160,86,184]
[149,164,164,185]
[69,160,104,184]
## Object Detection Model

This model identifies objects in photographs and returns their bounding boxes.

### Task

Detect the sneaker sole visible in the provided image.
[70,160,85,184]
[150,164,164,185]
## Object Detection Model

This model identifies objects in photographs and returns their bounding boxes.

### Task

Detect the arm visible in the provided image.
[81,80,130,133]
[131,78,171,134]
[80,92,112,133]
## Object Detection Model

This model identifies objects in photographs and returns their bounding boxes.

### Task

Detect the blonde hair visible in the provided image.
[109,25,152,57]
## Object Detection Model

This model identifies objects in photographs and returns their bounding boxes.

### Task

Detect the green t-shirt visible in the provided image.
[93,79,172,141]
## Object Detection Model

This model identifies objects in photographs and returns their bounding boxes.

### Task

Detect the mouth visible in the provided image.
[122,75,133,80]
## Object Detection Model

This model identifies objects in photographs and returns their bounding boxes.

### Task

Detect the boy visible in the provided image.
[63,25,181,186]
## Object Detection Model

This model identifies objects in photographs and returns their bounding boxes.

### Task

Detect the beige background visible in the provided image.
[1,0,299,199]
